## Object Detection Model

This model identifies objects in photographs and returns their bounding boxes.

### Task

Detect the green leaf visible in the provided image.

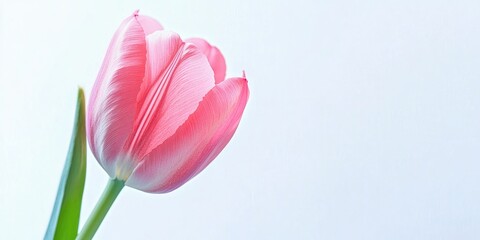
[45,88,87,240]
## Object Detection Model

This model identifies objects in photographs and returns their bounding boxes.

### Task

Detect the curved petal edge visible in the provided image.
[127,76,249,192]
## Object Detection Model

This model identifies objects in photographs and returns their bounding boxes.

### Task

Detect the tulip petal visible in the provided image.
[136,14,164,36]
[185,38,226,83]
[87,14,147,176]
[125,31,215,159]
[126,77,249,193]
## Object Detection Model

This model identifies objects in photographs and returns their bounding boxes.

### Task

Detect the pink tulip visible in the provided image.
[86,11,249,193]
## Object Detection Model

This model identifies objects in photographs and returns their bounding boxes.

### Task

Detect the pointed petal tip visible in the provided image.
[133,9,140,16]
[241,70,248,83]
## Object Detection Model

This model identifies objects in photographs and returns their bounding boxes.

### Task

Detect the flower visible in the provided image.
[87,11,249,193]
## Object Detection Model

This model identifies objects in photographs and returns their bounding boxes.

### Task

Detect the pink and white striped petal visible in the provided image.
[186,38,226,83]
[126,76,249,193]
[123,31,215,160]
[87,14,147,176]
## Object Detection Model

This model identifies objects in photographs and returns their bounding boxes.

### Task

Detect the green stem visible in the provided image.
[76,178,124,240]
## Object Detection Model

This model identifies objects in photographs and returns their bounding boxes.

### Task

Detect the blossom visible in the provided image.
[87,11,249,193]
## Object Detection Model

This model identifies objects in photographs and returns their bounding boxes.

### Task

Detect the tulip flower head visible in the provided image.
[87,10,249,193]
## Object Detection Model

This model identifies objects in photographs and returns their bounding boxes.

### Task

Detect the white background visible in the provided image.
[2,0,480,239]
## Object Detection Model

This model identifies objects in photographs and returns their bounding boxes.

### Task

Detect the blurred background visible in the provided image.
[2,0,480,239]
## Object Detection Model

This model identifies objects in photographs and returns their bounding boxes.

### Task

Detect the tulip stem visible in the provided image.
[76,178,124,240]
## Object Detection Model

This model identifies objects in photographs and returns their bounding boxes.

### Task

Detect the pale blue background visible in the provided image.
[1,0,480,239]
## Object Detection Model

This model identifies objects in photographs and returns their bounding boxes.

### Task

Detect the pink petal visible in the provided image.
[126,76,249,193]
[135,14,164,36]
[123,31,215,160]
[87,14,147,176]
[186,38,226,83]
